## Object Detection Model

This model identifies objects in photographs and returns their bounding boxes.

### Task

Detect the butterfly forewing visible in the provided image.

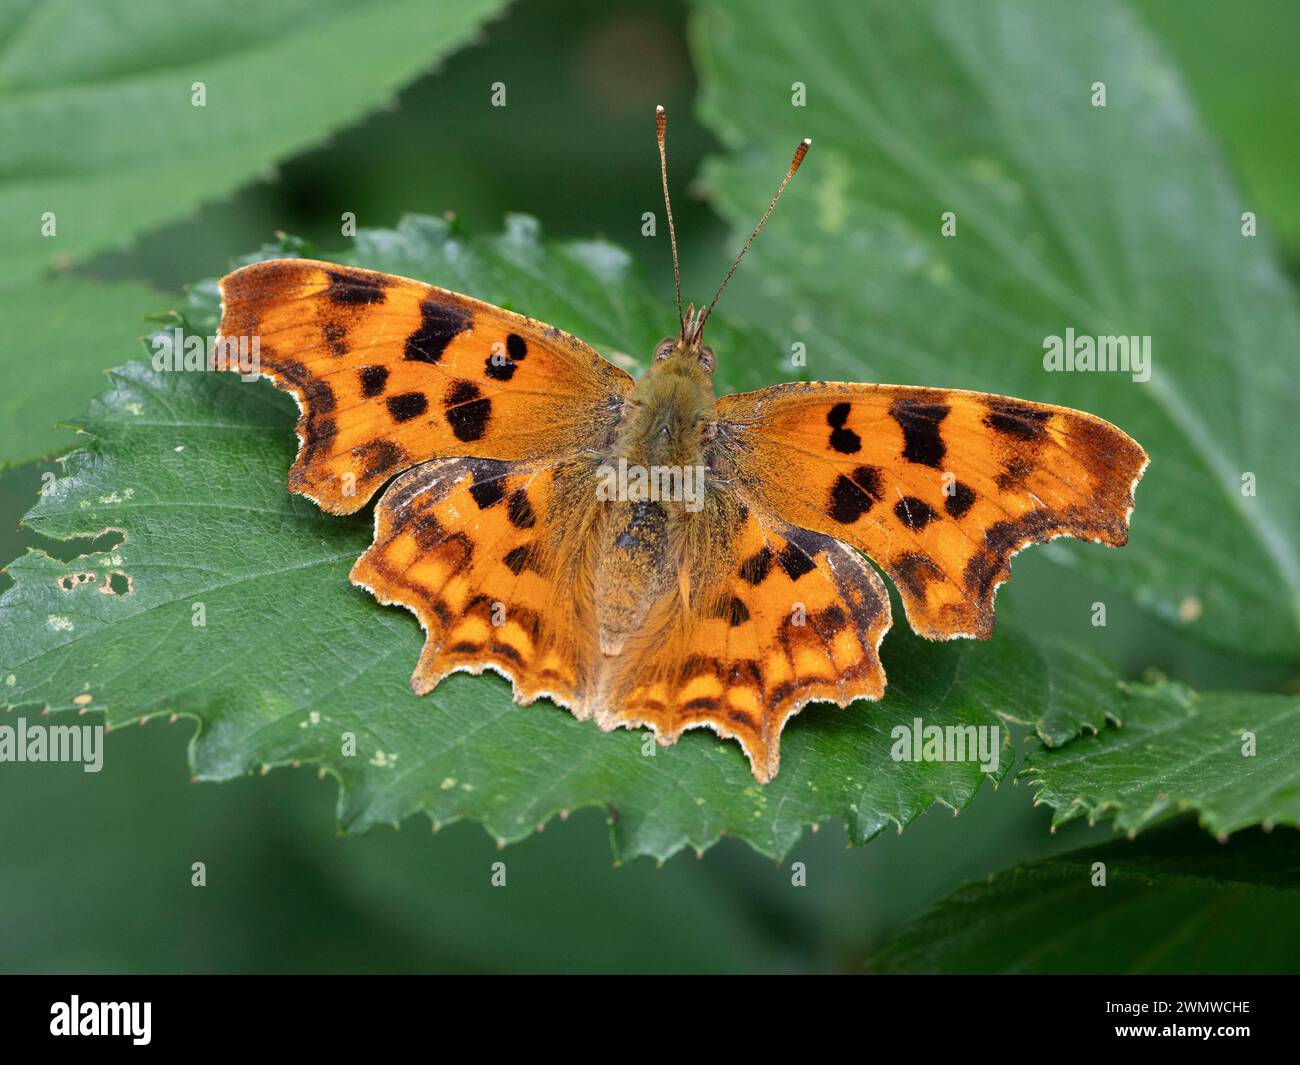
[715,382,1148,641]
[216,259,633,513]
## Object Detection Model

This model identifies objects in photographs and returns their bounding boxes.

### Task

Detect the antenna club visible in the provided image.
[697,134,812,332]
[791,138,811,173]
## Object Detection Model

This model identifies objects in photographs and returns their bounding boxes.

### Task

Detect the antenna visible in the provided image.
[655,105,684,333]
[697,137,811,334]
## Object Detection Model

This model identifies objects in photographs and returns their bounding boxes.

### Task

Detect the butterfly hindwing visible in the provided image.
[594,492,892,783]
[216,259,633,513]
[351,454,596,706]
[353,452,892,783]
[715,382,1147,641]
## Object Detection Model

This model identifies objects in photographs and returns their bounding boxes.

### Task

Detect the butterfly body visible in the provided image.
[620,342,717,464]
[592,342,716,649]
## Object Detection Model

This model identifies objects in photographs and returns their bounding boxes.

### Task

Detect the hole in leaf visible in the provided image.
[102,571,133,596]
[34,529,125,563]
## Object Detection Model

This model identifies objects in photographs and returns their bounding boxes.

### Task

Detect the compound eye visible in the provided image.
[698,346,716,373]
[654,338,675,362]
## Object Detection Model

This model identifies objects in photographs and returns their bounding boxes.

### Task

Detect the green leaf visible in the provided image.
[0,0,507,285]
[0,216,1132,861]
[1024,681,1300,839]
[0,278,168,462]
[868,823,1300,973]
[1001,636,1125,746]
[1132,0,1300,258]
[692,0,1300,660]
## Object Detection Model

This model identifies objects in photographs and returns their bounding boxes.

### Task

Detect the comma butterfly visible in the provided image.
[215,107,1147,782]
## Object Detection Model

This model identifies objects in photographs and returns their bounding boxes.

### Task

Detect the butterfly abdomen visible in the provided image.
[586,356,718,656]
[593,500,673,655]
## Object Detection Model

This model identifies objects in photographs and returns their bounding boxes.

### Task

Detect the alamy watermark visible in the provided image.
[151,328,260,381]
[595,457,706,513]
[890,717,1000,774]
[50,997,150,1045]
[1043,328,1150,382]
[0,718,103,773]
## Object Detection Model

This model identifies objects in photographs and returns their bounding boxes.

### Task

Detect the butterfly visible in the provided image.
[214,107,1147,783]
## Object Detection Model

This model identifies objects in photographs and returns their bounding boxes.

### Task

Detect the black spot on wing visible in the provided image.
[502,544,540,576]
[984,401,1051,441]
[895,496,940,531]
[782,525,837,570]
[322,321,348,355]
[826,401,861,454]
[715,596,750,627]
[891,399,949,467]
[359,365,389,397]
[996,457,1033,490]
[467,462,508,509]
[776,537,817,580]
[485,332,530,381]
[444,380,492,442]
[738,545,774,585]
[326,270,388,306]
[485,354,518,382]
[827,465,882,524]
[405,300,470,364]
[945,481,976,518]
[507,489,536,529]
[813,604,848,636]
[386,391,428,423]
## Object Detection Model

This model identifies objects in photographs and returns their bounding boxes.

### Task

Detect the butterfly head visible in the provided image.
[652,302,715,377]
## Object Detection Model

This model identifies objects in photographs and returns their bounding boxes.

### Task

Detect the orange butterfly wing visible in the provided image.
[216,259,633,513]
[715,382,1148,641]
[597,496,892,783]
[350,454,597,708]
[347,447,893,784]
